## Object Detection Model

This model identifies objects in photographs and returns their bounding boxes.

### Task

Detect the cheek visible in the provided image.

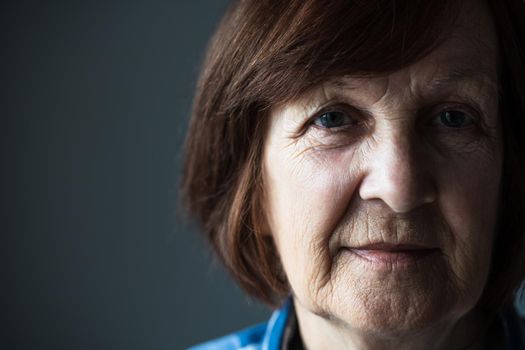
[264,147,362,301]
[436,152,502,299]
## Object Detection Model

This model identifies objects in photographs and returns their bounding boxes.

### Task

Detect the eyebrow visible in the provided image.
[425,66,498,93]
[329,65,498,93]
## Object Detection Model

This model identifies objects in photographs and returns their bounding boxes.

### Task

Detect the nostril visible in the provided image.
[357,132,437,213]
[358,165,437,213]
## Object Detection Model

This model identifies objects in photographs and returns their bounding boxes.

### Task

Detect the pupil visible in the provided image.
[441,111,465,127]
[320,112,345,128]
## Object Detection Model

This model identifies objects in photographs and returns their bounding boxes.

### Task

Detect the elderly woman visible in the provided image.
[182,0,525,349]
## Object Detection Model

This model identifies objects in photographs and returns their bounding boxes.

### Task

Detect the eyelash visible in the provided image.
[306,103,481,133]
[306,104,365,131]
[425,104,479,130]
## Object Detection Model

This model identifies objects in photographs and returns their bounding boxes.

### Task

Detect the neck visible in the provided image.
[293,300,497,350]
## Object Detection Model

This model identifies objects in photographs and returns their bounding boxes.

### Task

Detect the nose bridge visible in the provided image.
[381,126,415,186]
[359,123,436,213]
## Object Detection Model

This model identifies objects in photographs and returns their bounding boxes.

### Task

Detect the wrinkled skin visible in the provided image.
[262,1,502,349]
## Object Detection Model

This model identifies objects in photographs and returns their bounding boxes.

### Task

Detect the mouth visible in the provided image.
[343,243,440,267]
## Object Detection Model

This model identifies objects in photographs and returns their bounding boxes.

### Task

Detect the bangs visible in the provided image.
[217,0,462,109]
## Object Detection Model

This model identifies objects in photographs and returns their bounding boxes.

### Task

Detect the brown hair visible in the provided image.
[182,0,525,310]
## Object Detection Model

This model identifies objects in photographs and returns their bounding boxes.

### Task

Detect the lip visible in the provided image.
[344,243,439,268]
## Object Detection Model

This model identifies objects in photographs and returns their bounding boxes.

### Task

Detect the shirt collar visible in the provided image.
[261,298,293,350]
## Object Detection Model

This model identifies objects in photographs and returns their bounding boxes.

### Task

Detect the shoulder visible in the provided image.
[502,304,525,350]
[187,322,268,350]
[186,298,293,350]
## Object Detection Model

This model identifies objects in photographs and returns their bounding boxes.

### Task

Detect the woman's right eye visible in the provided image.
[313,111,354,129]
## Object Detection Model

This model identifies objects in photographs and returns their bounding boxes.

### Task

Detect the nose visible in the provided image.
[358,130,437,213]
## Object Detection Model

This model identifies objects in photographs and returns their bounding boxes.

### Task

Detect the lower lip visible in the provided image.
[347,248,438,268]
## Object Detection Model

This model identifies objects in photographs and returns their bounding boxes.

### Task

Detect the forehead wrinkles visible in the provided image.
[322,58,498,111]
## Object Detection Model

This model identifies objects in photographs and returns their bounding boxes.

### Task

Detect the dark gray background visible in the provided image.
[3,1,270,349]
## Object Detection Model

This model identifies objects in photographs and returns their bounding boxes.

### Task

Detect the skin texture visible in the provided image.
[262,1,502,349]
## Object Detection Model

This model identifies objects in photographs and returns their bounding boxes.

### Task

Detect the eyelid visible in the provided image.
[423,102,481,126]
[292,102,365,139]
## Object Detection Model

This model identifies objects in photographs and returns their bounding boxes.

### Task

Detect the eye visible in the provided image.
[313,111,354,128]
[434,110,475,128]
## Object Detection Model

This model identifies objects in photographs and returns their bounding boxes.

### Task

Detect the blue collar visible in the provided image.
[261,298,293,350]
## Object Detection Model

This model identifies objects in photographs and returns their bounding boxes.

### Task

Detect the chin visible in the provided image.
[316,249,476,332]
[318,270,469,337]
[341,294,453,336]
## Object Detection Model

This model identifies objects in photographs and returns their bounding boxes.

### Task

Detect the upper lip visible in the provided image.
[349,243,437,252]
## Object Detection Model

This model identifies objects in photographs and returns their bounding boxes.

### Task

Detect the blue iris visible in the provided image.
[315,111,348,128]
[439,110,472,128]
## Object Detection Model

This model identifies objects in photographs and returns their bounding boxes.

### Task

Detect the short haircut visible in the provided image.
[182,0,525,312]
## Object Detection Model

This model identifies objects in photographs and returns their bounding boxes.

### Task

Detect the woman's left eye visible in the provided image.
[313,111,353,128]
[434,110,474,128]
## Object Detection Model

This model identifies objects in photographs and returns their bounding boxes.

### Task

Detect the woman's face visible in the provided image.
[262,1,502,337]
